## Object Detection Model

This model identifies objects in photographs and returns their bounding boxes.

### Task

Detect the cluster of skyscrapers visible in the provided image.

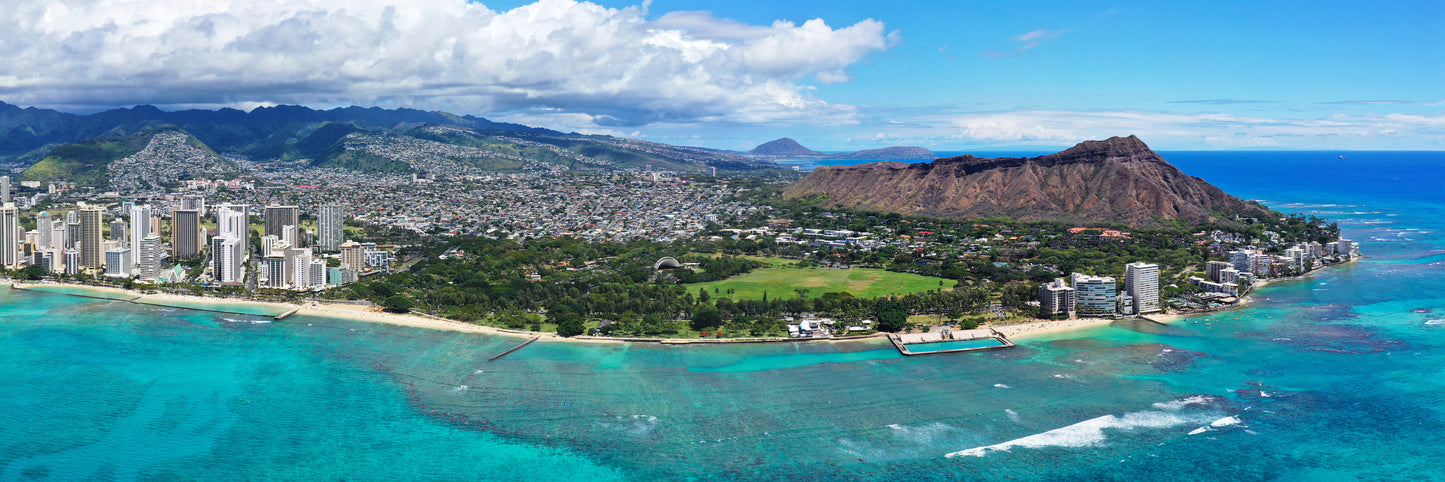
[1038,262,1161,317]
[0,195,374,291]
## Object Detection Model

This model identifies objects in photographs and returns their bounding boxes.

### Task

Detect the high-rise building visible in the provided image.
[281,224,297,249]
[264,205,299,240]
[1124,262,1160,314]
[110,219,129,246]
[1038,278,1075,317]
[1228,250,1258,275]
[1283,247,1306,269]
[38,250,57,273]
[0,204,19,268]
[328,266,357,286]
[263,255,287,288]
[286,247,310,288]
[309,259,327,288]
[261,235,280,258]
[78,207,104,269]
[317,204,344,251]
[1219,268,1240,285]
[213,236,244,283]
[216,204,249,238]
[208,205,249,285]
[51,220,66,252]
[339,240,365,269]
[172,209,202,259]
[129,204,152,258]
[105,248,132,277]
[1071,273,1117,316]
[138,235,164,280]
[180,194,206,216]
[0,176,10,204]
[1206,260,1234,283]
[1334,239,1356,258]
[66,210,80,252]
[35,212,51,251]
[63,248,80,275]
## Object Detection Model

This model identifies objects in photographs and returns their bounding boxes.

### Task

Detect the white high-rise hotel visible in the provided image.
[212,204,249,284]
[1125,262,1161,314]
[129,204,153,266]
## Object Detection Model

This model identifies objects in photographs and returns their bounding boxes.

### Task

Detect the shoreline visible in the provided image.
[7,256,1355,347]
[4,281,887,347]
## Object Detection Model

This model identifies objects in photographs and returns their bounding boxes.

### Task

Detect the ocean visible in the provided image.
[2,152,1443,480]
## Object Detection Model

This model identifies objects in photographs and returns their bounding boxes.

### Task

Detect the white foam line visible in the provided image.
[945,410,1200,458]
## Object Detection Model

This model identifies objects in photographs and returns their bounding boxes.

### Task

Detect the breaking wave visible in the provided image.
[946,397,1220,458]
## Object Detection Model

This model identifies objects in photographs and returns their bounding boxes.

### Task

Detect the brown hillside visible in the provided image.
[783,135,1268,227]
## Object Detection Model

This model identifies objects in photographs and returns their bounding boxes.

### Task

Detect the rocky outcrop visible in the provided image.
[783,135,1268,227]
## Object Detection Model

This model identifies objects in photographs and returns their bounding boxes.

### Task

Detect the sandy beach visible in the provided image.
[989,317,1119,341]
[10,280,1195,345]
[6,281,583,342]
[15,269,1350,347]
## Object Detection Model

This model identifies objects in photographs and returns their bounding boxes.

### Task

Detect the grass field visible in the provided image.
[692,266,955,301]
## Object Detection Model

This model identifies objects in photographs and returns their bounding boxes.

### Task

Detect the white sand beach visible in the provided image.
[989,317,1119,341]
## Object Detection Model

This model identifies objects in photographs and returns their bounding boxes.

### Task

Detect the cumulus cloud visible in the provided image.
[0,0,893,126]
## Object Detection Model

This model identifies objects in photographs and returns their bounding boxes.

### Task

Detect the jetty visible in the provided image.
[490,336,541,361]
[274,307,303,320]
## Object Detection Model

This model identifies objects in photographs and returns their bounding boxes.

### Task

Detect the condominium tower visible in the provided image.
[1124,262,1161,314]
[317,204,344,251]
[1071,273,1117,317]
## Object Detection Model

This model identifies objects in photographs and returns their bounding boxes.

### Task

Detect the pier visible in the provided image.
[490,336,541,361]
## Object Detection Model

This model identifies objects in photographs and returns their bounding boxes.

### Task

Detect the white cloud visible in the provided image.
[0,0,893,126]
[937,110,1445,149]
[983,28,1064,58]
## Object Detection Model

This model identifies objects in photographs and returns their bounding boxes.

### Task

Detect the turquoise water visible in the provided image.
[906,338,1008,353]
[3,152,1444,480]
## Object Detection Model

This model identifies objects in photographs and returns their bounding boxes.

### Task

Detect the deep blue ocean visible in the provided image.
[3,152,1444,480]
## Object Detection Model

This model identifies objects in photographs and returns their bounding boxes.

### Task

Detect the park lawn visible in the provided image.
[693,266,955,301]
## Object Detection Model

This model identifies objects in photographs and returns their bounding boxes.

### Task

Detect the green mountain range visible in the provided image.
[1,102,767,184]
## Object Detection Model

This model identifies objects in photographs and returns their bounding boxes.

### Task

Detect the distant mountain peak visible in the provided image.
[748,138,820,156]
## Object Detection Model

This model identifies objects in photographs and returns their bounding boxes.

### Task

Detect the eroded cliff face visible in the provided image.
[783,135,1267,227]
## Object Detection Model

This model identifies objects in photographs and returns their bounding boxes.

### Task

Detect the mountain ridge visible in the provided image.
[783,135,1269,228]
[0,101,769,177]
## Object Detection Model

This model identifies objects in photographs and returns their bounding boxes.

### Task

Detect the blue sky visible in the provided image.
[2,0,1440,150]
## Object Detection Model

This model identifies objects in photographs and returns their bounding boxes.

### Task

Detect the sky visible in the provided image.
[1,0,1441,151]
